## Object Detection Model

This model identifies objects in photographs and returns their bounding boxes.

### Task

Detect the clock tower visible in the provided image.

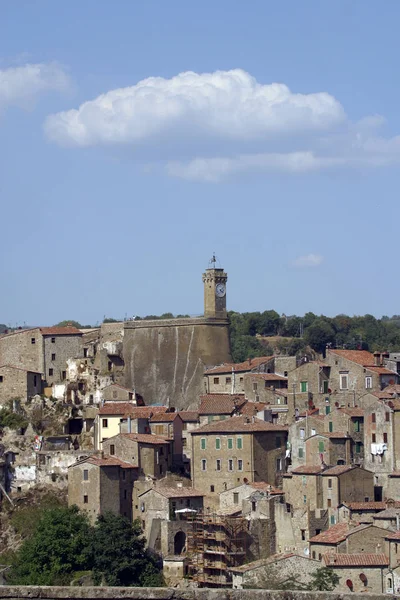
[202,256,228,319]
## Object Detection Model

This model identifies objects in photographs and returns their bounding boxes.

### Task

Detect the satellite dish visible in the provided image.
[304,547,309,556]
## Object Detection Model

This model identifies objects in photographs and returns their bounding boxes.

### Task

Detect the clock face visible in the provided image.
[215,283,226,298]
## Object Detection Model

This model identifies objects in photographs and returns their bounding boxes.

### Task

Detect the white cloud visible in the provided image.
[44,69,345,146]
[43,68,400,181]
[292,254,324,268]
[0,62,70,114]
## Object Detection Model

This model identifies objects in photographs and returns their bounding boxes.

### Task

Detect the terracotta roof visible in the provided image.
[373,391,396,400]
[150,412,181,422]
[199,394,246,415]
[178,411,199,422]
[299,408,320,417]
[243,373,288,381]
[40,326,82,336]
[384,384,400,394]
[192,415,288,434]
[0,364,42,374]
[239,402,269,415]
[338,407,365,417]
[385,531,400,540]
[309,523,350,544]
[290,466,325,475]
[246,481,283,494]
[141,487,205,499]
[98,402,138,416]
[323,553,388,567]
[120,433,170,445]
[328,349,376,366]
[70,455,136,469]
[204,356,274,375]
[322,465,357,476]
[374,508,400,519]
[367,366,397,376]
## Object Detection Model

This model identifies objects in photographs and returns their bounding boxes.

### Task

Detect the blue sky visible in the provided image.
[1,1,400,326]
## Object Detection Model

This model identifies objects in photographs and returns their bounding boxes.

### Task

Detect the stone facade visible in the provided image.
[0,366,41,404]
[102,433,171,477]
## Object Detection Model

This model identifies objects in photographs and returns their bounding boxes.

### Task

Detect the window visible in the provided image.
[237,437,243,449]
[108,361,112,371]
[275,436,281,448]
[311,428,316,436]
[303,495,307,504]
[215,438,221,450]
[102,419,108,428]
[301,529,306,540]
[372,433,376,443]
[329,421,333,432]
[355,442,361,454]
[51,337,55,343]
[318,441,325,453]
[110,444,115,455]
[201,438,206,450]
[228,438,233,449]
[51,353,56,361]
[330,515,336,525]
[323,380,329,394]
[300,428,305,439]
[284,371,288,377]
[384,432,388,444]
[0,376,3,383]
[201,459,207,471]
[328,478,332,489]
[210,485,215,492]
[213,377,220,385]
[276,458,282,471]
[253,382,257,391]
[113,390,118,399]
[233,492,239,505]
[226,377,231,384]
[354,419,360,432]
[251,501,257,512]
[372,413,376,423]
[62,370,66,380]
[228,459,234,471]
[83,469,88,481]
[49,368,53,376]
[339,373,349,390]
[124,490,127,499]
[216,459,221,471]
[238,459,243,471]
[298,448,304,458]
[325,406,330,415]
[300,381,308,393]
[31,338,36,344]
[302,476,306,485]
[386,412,390,422]
[286,503,291,513]
[83,348,88,357]
[84,495,88,504]
[365,376,372,389]
[312,551,316,559]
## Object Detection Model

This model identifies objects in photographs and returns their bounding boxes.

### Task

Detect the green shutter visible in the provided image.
[325,406,331,415]
[228,438,233,450]
[329,422,333,432]
[301,381,307,393]
[318,441,325,453]
[215,438,221,450]
[201,438,206,450]
[237,437,243,449]
[298,448,304,458]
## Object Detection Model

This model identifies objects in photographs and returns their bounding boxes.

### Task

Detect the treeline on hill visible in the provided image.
[228,311,400,362]
[1,502,164,587]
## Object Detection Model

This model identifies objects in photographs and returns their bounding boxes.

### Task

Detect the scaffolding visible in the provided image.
[186,511,248,587]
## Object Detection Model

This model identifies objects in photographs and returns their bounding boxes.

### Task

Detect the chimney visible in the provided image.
[248,358,251,366]
[374,352,380,367]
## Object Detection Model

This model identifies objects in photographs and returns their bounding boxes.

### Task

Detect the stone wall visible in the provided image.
[0,329,43,374]
[0,366,41,404]
[123,317,231,410]
[0,585,392,600]
[43,334,83,385]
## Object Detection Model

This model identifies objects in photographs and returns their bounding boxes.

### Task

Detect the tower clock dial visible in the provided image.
[215,283,226,298]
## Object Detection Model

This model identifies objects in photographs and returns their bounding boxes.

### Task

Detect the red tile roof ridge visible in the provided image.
[309,522,350,544]
[321,464,357,476]
[290,465,325,475]
[177,411,199,421]
[192,415,288,434]
[328,349,376,366]
[322,552,389,567]
[150,412,181,422]
[119,433,170,445]
[204,356,274,375]
[40,326,82,335]
[141,486,205,498]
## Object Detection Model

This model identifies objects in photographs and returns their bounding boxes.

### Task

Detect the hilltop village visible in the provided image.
[2,265,400,593]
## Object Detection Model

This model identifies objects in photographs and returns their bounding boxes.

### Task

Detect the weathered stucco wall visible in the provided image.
[123,318,231,410]
[0,585,392,600]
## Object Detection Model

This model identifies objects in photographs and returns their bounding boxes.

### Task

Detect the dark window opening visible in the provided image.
[210,485,215,492]
[49,368,53,376]
[110,444,115,455]
[31,338,35,344]
[51,337,55,343]
[84,495,88,504]
[51,353,56,361]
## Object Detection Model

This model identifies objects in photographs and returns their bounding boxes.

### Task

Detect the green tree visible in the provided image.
[308,567,340,591]
[8,506,92,585]
[304,318,336,354]
[91,513,163,587]
[103,317,119,323]
[54,320,82,328]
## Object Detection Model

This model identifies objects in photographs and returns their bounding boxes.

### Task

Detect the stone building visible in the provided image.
[0,365,42,404]
[321,552,389,594]
[179,411,199,471]
[286,360,331,414]
[0,326,83,386]
[136,486,204,555]
[243,373,288,403]
[309,522,388,561]
[102,383,135,402]
[320,465,375,525]
[149,413,183,466]
[191,415,288,508]
[204,357,274,395]
[198,394,246,426]
[102,433,171,477]
[289,413,325,469]
[219,481,283,513]
[68,454,137,523]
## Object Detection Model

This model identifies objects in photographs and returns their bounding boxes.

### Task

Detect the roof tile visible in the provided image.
[204,356,274,375]
[192,415,288,434]
[323,553,388,567]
